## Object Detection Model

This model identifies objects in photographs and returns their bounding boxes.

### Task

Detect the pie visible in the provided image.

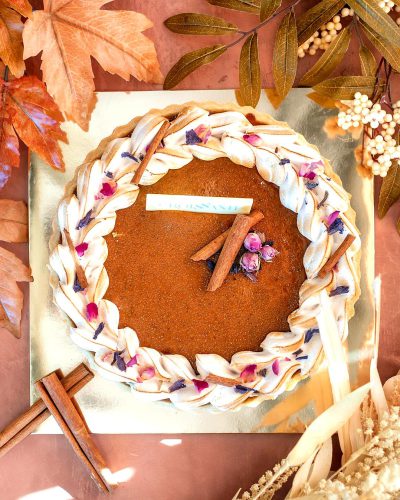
[49,102,361,411]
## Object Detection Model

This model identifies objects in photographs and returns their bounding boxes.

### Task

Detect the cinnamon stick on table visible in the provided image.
[207,209,264,292]
[318,234,356,279]
[0,363,93,458]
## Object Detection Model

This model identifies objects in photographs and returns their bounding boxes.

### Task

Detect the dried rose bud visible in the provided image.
[260,245,279,262]
[244,232,262,252]
[240,252,261,273]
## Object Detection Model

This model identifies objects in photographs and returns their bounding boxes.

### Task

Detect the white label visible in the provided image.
[146,194,253,215]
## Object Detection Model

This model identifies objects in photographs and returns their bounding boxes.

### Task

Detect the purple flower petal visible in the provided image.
[258,368,267,377]
[93,322,104,340]
[324,210,340,227]
[169,379,186,392]
[296,355,308,361]
[86,302,98,321]
[305,328,319,343]
[279,158,290,165]
[240,252,260,273]
[192,379,209,393]
[76,210,93,230]
[127,354,139,367]
[73,275,84,292]
[260,245,279,262]
[139,366,155,381]
[272,359,280,375]
[194,124,212,144]
[329,286,350,297]
[100,181,117,197]
[234,385,258,394]
[305,181,319,190]
[244,232,262,252]
[185,129,202,145]
[105,171,114,178]
[75,242,88,257]
[327,218,345,235]
[111,350,126,372]
[293,348,303,356]
[121,152,139,162]
[240,364,257,383]
[243,134,262,146]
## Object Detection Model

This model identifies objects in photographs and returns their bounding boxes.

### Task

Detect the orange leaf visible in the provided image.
[0,245,32,339]
[0,6,25,77]
[2,0,32,18]
[0,199,27,242]
[23,0,163,130]
[0,75,67,188]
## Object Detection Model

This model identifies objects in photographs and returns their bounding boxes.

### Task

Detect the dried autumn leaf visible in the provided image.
[235,88,246,106]
[347,0,400,48]
[260,0,281,21]
[207,0,260,13]
[307,92,338,109]
[0,199,27,242]
[0,5,25,77]
[164,13,238,35]
[359,45,377,76]
[360,20,400,73]
[0,245,32,338]
[0,75,67,189]
[239,33,261,107]
[2,0,32,18]
[273,10,297,99]
[300,27,351,87]
[164,45,226,90]
[23,0,162,131]
[378,160,400,218]
[265,87,284,109]
[297,0,345,45]
[313,75,383,100]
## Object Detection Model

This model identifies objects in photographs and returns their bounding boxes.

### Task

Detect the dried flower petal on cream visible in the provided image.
[75,242,88,257]
[76,210,93,230]
[86,302,98,321]
[73,275,84,292]
[194,124,212,144]
[324,210,340,227]
[169,379,186,392]
[139,366,155,381]
[93,321,104,340]
[185,129,202,145]
[240,252,261,273]
[272,359,280,375]
[329,286,350,297]
[121,152,139,162]
[327,218,345,235]
[234,385,258,394]
[243,134,262,146]
[244,232,263,252]
[111,350,126,372]
[240,364,257,383]
[192,379,209,393]
[127,354,139,367]
[305,328,319,343]
[100,181,118,197]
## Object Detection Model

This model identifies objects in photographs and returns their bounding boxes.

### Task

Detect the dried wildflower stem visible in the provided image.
[207,210,264,291]
[318,234,356,278]
[132,120,169,184]
[64,230,89,289]
[0,363,93,457]
[40,372,114,492]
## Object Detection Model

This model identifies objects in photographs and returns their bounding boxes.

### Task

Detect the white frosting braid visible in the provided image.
[49,102,361,412]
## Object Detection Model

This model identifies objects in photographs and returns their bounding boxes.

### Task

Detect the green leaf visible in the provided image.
[239,33,261,107]
[260,0,281,21]
[297,0,345,45]
[307,92,338,109]
[378,161,400,218]
[163,45,226,90]
[300,26,351,87]
[360,20,400,73]
[207,0,260,13]
[359,45,377,76]
[347,0,400,48]
[164,13,238,35]
[273,10,297,99]
[313,75,384,99]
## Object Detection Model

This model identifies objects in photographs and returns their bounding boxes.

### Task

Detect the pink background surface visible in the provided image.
[1,1,400,499]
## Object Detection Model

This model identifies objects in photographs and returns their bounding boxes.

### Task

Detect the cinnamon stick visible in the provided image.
[132,120,170,184]
[318,234,356,279]
[64,230,89,289]
[191,228,230,261]
[0,363,92,454]
[206,374,240,388]
[207,210,264,292]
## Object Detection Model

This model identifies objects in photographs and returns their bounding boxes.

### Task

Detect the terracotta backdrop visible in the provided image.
[1,1,400,499]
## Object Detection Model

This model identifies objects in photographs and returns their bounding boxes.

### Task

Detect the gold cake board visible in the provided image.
[29,89,374,434]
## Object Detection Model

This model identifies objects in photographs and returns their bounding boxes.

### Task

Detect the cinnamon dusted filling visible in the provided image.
[104,158,308,365]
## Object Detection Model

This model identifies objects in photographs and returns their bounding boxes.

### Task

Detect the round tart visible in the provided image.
[49,102,361,411]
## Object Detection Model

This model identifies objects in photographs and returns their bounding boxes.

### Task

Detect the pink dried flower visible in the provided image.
[244,232,262,252]
[240,364,257,383]
[75,242,88,257]
[243,134,262,146]
[86,302,98,321]
[99,181,118,197]
[260,245,279,262]
[194,124,212,144]
[240,252,260,273]
[298,160,322,180]
[127,354,139,367]
[324,210,340,227]
[193,379,209,393]
[272,359,280,375]
[138,366,155,381]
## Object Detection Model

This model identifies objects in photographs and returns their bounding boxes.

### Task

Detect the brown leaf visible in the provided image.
[307,92,338,109]
[164,45,226,90]
[0,199,27,242]
[2,0,32,18]
[273,10,297,99]
[0,75,67,189]
[359,45,377,76]
[313,76,384,100]
[0,245,32,338]
[207,0,260,13]
[360,20,400,73]
[239,33,261,107]
[164,13,238,35]
[235,88,246,106]
[378,161,400,218]
[297,0,345,45]
[0,6,25,77]
[300,27,351,87]
[23,1,162,130]
[265,87,284,109]
[347,0,400,48]
[260,0,281,21]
